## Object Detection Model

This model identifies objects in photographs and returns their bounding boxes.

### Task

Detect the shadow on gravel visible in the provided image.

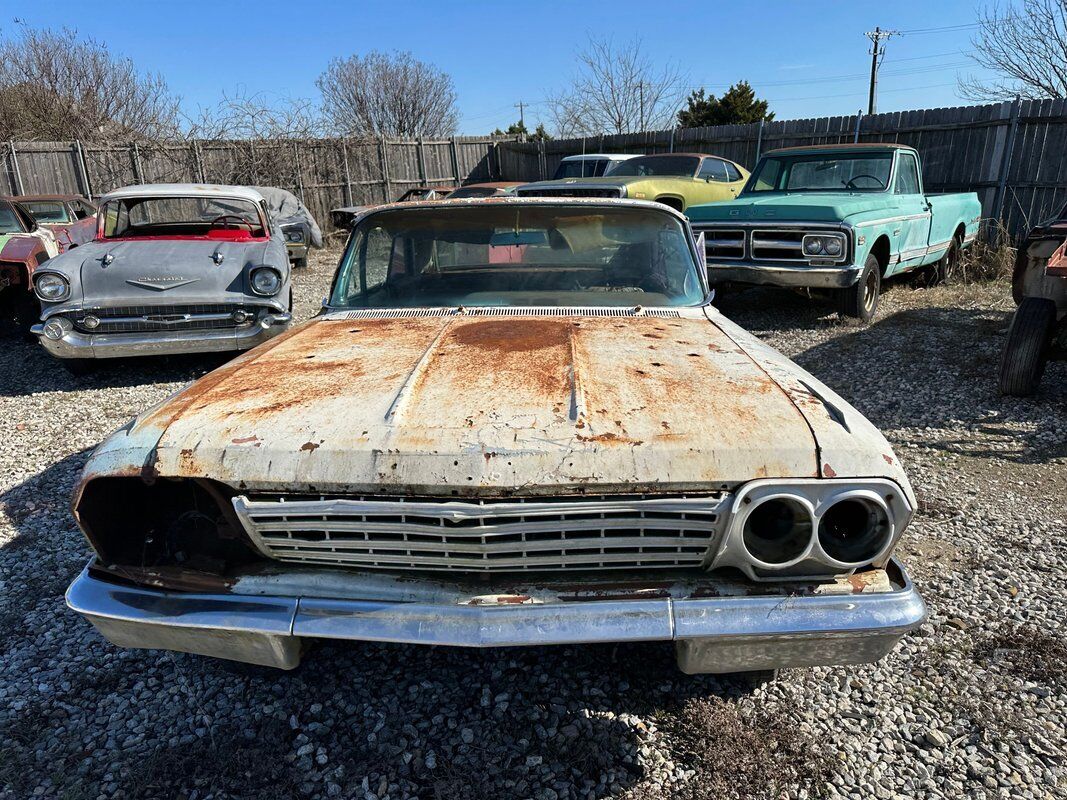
[712,285,843,332]
[785,305,1067,464]
[0,337,233,398]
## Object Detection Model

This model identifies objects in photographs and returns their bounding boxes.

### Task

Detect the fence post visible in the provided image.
[854,112,863,143]
[340,138,353,206]
[131,142,144,184]
[192,140,206,183]
[291,141,305,201]
[449,137,462,186]
[73,140,92,197]
[416,137,427,185]
[378,137,391,203]
[539,138,546,180]
[754,120,764,163]
[669,127,675,153]
[8,141,25,194]
[994,97,1021,223]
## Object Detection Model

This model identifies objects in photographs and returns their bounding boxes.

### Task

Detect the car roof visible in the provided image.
[559,154,637,161]
[356,194,691,224]
[455,182,522,189]
[763,142,917,156]
[99,183,266,203]
[12,194,89,203]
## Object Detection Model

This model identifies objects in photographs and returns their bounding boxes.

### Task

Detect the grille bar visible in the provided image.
[71,304,260,334]
[233,493,728,573]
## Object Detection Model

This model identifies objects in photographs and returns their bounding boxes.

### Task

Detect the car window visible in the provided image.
[23,201,71,224]
[697,159,730,183]
[724,162,743,182]
[895,154,921,195]
[0,204,27,234]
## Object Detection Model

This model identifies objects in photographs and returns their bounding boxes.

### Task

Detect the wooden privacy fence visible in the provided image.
[3,99,1067,237]
[0,135,515,233]
[499,98,1067,239]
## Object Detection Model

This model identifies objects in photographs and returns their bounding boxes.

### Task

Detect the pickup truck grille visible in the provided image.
[517,187,624,199]
[691,225,849,265]
[232,493,728,573]
[70,304,258,334]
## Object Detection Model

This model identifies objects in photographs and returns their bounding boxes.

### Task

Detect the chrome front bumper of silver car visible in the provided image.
[67,560,926,673]
[707,262,863,289]
[32,313,291,359]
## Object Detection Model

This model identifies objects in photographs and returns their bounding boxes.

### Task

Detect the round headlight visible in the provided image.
[824,238,843,256]
[35,273,70,301]
[803,237,823,255]
[742,497,813,565]
[818,497,891,565]
[250,268,282,296]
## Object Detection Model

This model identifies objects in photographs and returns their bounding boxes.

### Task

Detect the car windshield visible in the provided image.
[23,201,70,223]
[553,159,612,179]
[748,153,894,192]
[331,204,703,309]
[0,204,27,234]
[607,156,700,178]
[101,196,266,239]
[447,187,499,199]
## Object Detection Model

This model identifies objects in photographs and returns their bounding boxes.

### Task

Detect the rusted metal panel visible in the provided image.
[102,309,822,496]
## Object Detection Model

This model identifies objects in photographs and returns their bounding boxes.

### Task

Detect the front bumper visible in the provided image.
[32,313,291,359]
[285,242,309,261]
[707,261,863,289]
[67,560,926,673]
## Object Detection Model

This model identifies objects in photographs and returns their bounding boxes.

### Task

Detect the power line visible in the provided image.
[866,27,900,114]
[767,81,957,103]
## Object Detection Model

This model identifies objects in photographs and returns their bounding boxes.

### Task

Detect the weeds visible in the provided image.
[951,219,1016,284]
[972,625,1067,687]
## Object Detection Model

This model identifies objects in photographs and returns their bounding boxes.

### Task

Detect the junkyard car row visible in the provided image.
[0,142,1057,683]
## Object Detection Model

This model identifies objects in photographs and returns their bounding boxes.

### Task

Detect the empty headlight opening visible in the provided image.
[817,496,893,566]
[741,496,814,566]
[75,476,264,573]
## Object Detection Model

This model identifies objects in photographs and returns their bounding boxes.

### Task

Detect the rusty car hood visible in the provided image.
[86,307,911,497]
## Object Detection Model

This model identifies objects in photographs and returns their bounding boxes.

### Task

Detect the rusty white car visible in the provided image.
[66,197,925,680]
[31,184,292,373]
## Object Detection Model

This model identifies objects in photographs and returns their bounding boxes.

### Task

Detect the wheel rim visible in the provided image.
[863,271,878,312]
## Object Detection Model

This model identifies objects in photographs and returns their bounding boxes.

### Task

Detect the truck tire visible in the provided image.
[998,297,1056,396]
[294,256,308,269]
[836,254,881,322]
[924,238,959,287]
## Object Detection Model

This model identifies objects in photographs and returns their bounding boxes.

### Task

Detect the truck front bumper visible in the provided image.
[707,262,863,289]
[32,313,291,359]
[67,559,926,673]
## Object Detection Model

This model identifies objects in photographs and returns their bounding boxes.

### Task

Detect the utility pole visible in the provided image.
[865,27,898,115]
[514,101,526,130]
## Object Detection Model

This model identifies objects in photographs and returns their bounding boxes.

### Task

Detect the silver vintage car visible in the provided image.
[31,184,292,372]
[65,198,925,680]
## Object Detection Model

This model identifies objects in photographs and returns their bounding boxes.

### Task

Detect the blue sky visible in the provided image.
[6,0,994,134]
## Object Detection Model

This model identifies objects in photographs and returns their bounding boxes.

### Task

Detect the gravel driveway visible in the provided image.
[1,251,1064,800]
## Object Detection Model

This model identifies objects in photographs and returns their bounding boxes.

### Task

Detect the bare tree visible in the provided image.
[0,24,180,140]
[546,37,687,137]
[316,51,458,138]
[961,0,1067,100]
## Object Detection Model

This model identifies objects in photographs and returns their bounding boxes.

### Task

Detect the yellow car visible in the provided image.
[516,153,749,212]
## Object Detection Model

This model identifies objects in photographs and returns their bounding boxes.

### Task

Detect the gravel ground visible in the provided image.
[1,250,1064,800]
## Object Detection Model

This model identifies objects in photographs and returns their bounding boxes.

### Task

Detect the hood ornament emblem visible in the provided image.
[126,276,201,291]
[212,250,224,265]
[101,253,114,266]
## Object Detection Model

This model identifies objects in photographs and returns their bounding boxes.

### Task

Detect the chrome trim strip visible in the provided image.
[853,212,932,227]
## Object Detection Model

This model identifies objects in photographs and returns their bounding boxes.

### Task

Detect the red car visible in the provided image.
[15,194,98,252]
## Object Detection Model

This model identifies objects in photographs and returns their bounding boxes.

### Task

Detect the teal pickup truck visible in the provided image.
[687,143,981,321]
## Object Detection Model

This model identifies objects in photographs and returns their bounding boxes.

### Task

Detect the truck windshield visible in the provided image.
[748,153,894,193]
[331,205,703,309]
[607,156,700,178]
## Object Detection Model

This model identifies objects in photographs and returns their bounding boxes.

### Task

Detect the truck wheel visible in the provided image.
[836,254,881,322]
[294,256,308,269]
[998,297,1056,396]
[923,238,958,287]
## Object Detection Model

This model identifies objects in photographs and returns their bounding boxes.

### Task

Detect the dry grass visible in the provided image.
[951,219,1016,284]
[972,625,1067,687]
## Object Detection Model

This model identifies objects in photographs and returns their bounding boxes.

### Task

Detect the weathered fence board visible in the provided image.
[2,101,1066,236]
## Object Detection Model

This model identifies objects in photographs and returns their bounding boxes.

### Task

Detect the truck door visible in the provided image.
[893,151,930,274]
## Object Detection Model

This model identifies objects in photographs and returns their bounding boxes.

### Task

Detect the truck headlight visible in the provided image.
[285,228,304,243]
[35,273,71,301]
[249,267,282,296]
[802,233,846,260]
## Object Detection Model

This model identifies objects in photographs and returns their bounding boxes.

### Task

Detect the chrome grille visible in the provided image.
[233,493,729,573]
[693,227,745,260]
[517,187,623,199]
[70,304,258,334]
[751,229,807,262]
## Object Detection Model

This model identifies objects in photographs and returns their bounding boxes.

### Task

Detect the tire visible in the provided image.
[918,238,958,287]
[836,254,881,322]
[998,297,1056,396]
[294,256,308,269]
[61,358,96,377]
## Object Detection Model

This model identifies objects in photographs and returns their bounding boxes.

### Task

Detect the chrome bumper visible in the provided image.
[285,242,309,260]
[707,262,863,289]
[67,560,926,673]
[31,313,291,359]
